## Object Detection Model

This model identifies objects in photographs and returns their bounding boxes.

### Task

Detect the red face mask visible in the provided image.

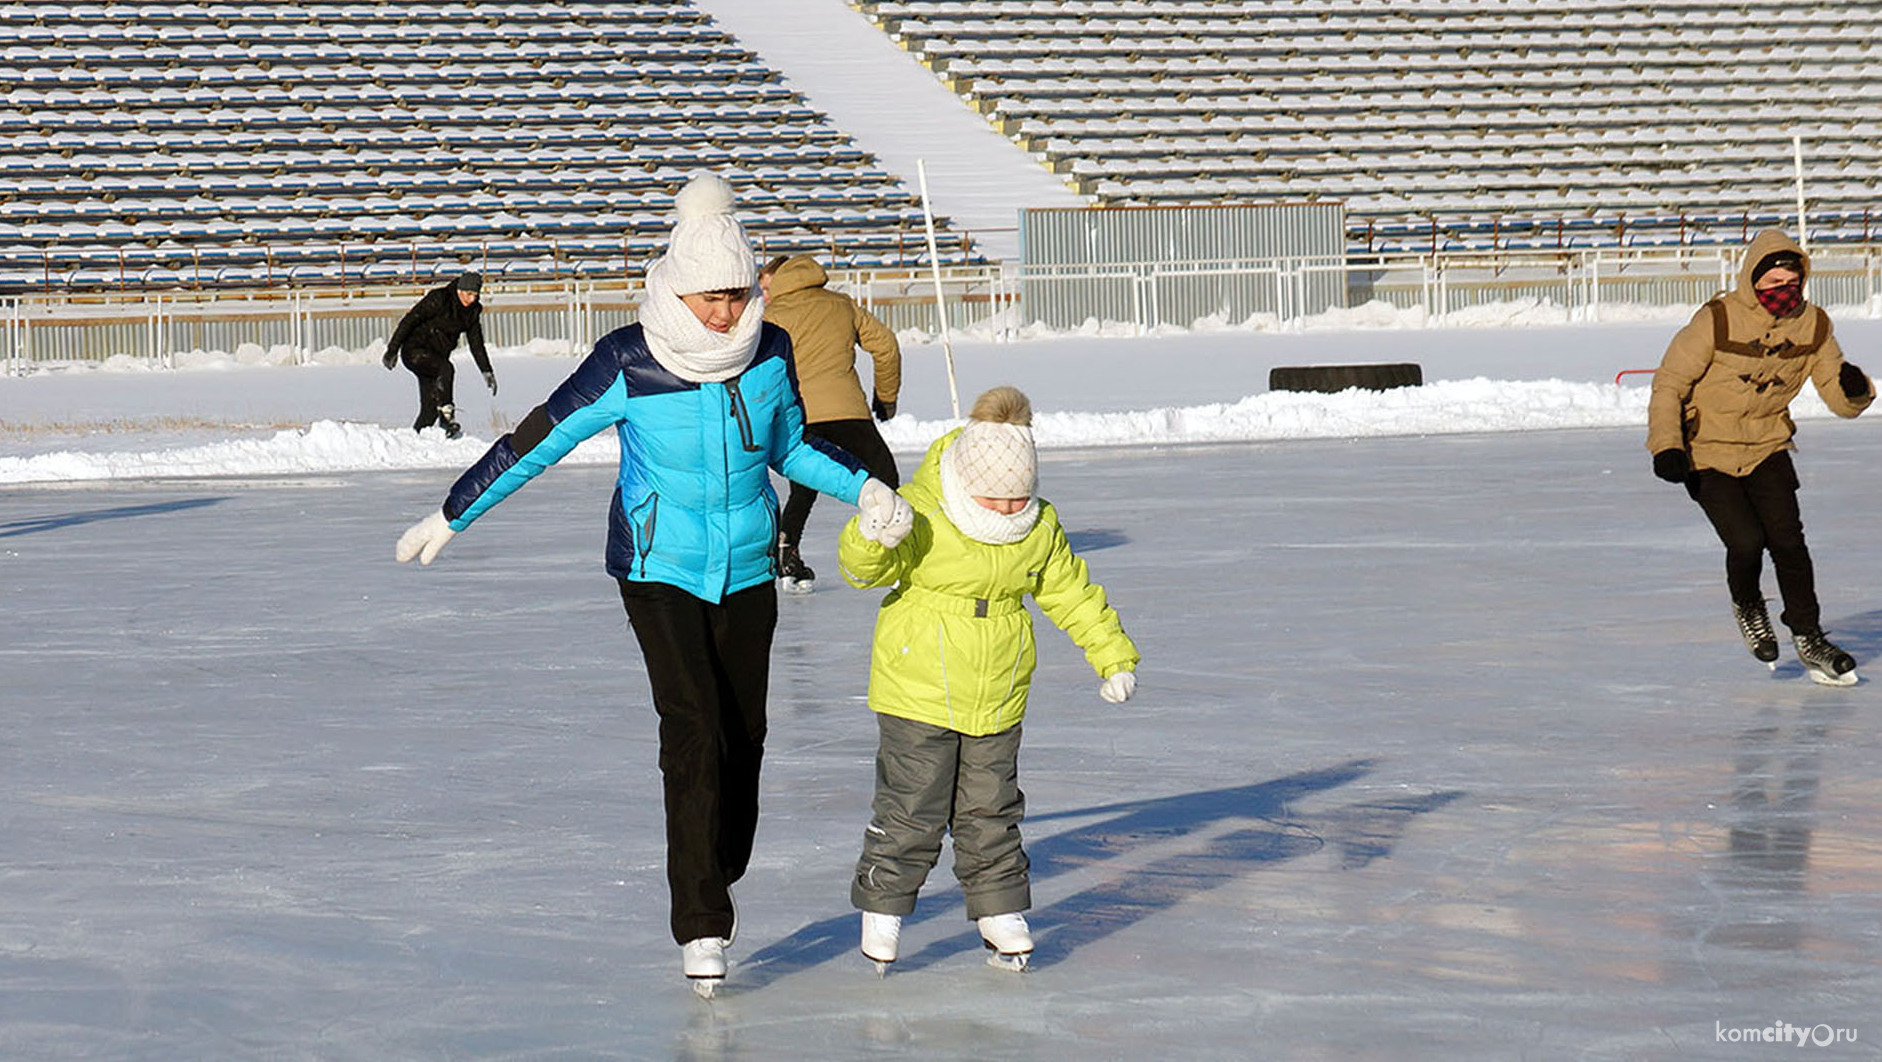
[1756,282,1803,318]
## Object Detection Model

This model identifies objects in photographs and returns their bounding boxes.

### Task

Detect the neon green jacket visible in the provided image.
[838,431,1139,736]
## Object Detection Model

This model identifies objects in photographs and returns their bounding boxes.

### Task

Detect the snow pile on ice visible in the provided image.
[0,378,1843,485]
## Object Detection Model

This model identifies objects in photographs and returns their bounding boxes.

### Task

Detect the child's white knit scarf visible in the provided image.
[940,442,1040,545]
[638,256,764,384]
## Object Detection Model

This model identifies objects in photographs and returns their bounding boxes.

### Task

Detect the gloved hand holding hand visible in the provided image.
[382,348,398,370]
[857,478,914,547]
[1652,449,1690,484]
[1839,361,1869,400]
[484,370,499,396]
[1099,670,1136,704]
[871,394,896,422]
[395,509,457,566]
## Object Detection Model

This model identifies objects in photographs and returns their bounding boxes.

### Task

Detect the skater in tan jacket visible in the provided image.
[761,254,902,590]
[1647,229,1871,684]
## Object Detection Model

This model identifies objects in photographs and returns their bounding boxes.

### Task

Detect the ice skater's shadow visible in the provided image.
[0,497,226,539]
[737,758,1462,987]
[1064,528,1130,552]
[1820,609,1882,667]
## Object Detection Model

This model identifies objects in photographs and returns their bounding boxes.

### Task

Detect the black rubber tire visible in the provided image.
[1268,363,1423,394]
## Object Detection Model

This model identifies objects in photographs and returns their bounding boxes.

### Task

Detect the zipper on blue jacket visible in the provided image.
[725,379,763,454]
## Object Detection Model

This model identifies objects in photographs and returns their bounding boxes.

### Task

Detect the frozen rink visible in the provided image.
[4,418,1880,1060]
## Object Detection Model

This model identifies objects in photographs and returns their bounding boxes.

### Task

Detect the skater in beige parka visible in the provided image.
[1646,229,1872,683]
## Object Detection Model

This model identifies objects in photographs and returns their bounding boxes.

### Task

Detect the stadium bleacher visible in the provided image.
[857,0,1882,253]
[0,1,982,291]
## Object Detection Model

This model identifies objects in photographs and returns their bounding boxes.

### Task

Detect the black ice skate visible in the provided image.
[1731,598,1780,669]
[777,538,816,594]
[1792,628,1858,687]
[437,403,462,440]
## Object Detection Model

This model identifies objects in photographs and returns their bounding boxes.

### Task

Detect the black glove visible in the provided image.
[484,370,498,396]
[1839,361,1869,400]
[382,348,398,370]
[1652,449,1690,483]
[871,395,896,422]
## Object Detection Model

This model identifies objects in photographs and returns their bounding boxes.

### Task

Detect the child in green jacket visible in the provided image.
[838,386,1140,973]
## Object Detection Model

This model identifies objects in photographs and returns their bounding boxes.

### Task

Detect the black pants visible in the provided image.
[1687,450,1820,633]
[403,351,455,431]
[780,418,900,548]
[617,578,777,945]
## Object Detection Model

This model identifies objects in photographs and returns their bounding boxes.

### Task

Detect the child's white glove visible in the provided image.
[396,509,456,565]
[1099,670,1136,704]
[857,478,914,547]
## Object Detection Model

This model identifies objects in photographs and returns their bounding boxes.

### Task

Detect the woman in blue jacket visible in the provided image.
[395,175,912,995]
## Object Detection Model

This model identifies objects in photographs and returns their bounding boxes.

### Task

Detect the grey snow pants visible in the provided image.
[851,713,1031,920]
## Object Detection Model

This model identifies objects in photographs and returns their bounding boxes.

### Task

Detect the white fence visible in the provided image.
[5,248,1882,372]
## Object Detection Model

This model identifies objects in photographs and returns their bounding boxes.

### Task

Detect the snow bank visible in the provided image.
[1,379,1845,486]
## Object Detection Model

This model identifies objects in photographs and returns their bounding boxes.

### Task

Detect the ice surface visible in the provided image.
[3,309,1882,1057]
[2,417,1880,1058]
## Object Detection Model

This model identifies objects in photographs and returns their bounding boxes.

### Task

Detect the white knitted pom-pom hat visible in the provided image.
[660,174,757,295]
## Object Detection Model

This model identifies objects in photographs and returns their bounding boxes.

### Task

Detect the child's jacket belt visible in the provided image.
[899,584,1024,618]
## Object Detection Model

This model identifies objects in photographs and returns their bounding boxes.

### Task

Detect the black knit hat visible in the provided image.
[455,271,483,293]
[1752,251,1804,284]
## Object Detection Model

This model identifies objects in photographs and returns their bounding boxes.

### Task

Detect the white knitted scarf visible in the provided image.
[637,256,764,383]
[940,442,1041,545]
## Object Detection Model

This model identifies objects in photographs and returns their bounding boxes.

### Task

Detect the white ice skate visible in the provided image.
[860,912,901,976]
[682,937,728,999]
[976,913,1032,972]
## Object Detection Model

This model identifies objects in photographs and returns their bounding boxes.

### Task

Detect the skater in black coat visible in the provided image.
[382,272,497,438]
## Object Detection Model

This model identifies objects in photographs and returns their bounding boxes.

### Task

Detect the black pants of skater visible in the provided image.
[779,418,899,547]
[618,578,777,945]
[1687,450,1820,632]
[403,351,456,432]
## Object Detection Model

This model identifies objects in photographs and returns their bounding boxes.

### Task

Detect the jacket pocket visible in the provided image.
[725,379,763,454]
[628,493,659,577]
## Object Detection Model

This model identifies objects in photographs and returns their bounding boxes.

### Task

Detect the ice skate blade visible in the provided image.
[1806,667,1858,687]
[984,951,1030,972]
[871,959,892,978]
[690,976,723,1000]
[778,577,815,595]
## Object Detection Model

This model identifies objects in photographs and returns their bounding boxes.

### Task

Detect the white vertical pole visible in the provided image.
[1793,134,1808,249]
[1589,251,1601,324]
[916,159,961,419]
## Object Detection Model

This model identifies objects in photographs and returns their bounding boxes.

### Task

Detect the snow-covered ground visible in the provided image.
[689,0,1087,261]
[4,305,1880,485]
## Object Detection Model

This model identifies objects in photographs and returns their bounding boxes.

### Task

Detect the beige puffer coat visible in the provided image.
[763,256,900,423]
[1647,229,1871,476]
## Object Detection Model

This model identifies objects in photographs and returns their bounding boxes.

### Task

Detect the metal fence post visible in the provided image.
[1590,251,1602,324]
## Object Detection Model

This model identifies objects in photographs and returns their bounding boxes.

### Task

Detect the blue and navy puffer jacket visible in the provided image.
[441,321,869,602]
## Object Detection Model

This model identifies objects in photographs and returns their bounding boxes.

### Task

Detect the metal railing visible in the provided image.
[5,247,1880,372]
